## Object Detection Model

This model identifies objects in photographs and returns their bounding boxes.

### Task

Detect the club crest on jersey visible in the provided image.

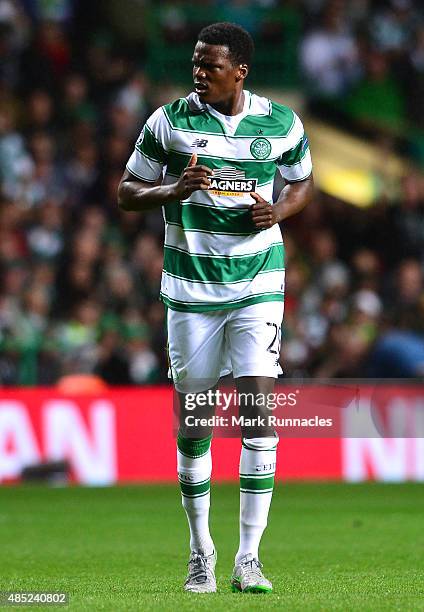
[250,137,271,160]
[135,128,145,148]
[208,166,258,196]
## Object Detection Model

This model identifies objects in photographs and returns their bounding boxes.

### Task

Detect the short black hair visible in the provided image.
[197,22,254,68]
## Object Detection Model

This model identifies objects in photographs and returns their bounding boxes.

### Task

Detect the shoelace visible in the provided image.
[187,554,210,584]
[240,558,264,581]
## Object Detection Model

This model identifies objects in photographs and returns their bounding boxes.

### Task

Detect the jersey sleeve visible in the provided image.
[277,113,312,182]
[126,107,171,182]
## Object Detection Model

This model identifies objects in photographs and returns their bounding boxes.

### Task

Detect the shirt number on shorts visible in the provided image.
[266,322,281,355]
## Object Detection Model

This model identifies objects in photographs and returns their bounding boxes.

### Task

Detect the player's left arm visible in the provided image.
[251,113,314,229]
[250,174,314,228]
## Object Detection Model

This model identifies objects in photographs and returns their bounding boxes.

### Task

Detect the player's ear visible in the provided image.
[236,64,248,82]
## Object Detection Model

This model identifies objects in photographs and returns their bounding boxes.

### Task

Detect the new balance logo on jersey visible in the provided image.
[191,139,208,148]
[208,166,258,196]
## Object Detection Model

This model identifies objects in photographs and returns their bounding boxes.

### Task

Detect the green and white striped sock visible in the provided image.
[236,436,278,564]
[177,433,214,555]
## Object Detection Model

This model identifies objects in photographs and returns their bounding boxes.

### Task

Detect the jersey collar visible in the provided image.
[186,90,270,116]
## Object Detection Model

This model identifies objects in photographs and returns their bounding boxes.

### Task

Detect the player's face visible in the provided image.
[192,42,246,106]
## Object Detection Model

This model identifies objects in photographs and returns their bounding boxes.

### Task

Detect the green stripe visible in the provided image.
[179,479,210,496]
[161,292,284,313]
[164,244,284,284]
[164,202,260,235]
[235,106,294,137]
[240,476,275,491]
[166,151,279,178]
[163,98,295,137]
[270,102,296,132]
[164,100,224,135]
[181,490,210,499]
[136,125,167,163]
[177,433,212,458]
[279,136,308,167]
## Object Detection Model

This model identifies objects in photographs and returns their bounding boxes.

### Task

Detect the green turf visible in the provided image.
[0,483,423,611]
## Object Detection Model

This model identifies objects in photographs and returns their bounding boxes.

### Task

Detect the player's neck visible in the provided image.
[209,90,245,116]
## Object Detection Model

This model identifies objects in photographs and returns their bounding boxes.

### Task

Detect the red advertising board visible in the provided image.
[0,386,422,484]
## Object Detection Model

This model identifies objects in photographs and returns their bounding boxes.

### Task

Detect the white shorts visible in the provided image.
[167,301,284,393]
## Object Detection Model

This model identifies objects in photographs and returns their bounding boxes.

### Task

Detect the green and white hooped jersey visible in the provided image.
[126,90,312,312]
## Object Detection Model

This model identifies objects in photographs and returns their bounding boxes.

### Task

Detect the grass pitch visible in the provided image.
[0,483,423,611]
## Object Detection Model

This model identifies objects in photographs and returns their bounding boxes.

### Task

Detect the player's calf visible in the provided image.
[232,435,278,593]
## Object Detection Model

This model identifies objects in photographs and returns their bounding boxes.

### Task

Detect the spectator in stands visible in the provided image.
[344,48,406,132]
[391,173,424,260]
[350,248,382,293]
[367,315,424,378]
[300,0,359,97]
[125,323,160,384]
[371,0,416,56]
[406,25,424,130]
[27,199,64,261]
[55,298,101,375]
[393,259,423,309]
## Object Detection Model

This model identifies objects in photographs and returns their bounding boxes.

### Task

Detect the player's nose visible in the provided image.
[193,66,206,80]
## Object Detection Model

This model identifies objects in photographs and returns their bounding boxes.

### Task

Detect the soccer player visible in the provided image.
[118,22,314,594]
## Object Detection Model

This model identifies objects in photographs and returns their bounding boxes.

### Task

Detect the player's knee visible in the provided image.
[176,432,212,473]
[242,435,279,451]
[177,433,212,499]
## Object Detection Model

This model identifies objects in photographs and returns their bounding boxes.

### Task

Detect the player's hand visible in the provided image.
[173,153,213,199]
[250,192,277,229]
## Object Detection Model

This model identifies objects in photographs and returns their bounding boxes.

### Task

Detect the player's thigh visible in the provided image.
[167,308,227,392]
[227,301,284,378]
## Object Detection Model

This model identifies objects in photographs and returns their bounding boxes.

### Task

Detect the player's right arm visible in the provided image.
[117,107,212,212]
[118,154,212,212]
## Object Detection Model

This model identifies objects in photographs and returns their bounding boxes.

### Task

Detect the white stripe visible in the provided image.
[161,269,285,302]
[165,223,283,257]
[127,149,162,182]
[278,149,312,182]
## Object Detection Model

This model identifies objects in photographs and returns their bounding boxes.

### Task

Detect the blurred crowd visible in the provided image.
[282,177,424,378]
[0,0,423,385]
[150,0,424,157]
[300,0,424,163]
